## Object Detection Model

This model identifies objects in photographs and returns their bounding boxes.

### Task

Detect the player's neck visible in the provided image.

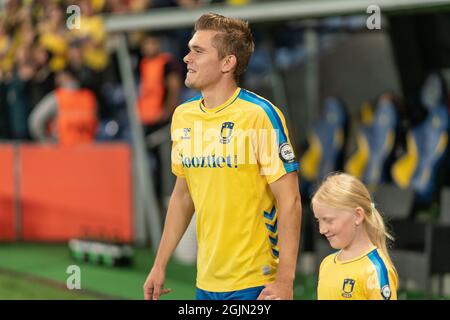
[201,80,238,109]
[339,229,375,261]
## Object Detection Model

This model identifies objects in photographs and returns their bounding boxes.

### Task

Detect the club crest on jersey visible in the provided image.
[342,278,355,298]
[220,122,234,144]
[381,285,391,300]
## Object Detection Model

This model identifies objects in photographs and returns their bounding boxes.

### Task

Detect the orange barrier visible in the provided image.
[20,144,133,242]
[0,144,15,241]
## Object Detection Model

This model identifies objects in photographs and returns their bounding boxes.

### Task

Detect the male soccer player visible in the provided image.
[143,13,302,300]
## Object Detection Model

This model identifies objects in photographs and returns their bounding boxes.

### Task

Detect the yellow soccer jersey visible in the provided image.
[317,247,398,300]
[171,87,299,292]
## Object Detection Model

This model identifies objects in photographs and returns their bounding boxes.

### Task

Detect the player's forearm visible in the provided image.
[275,194,302,284]
[153,189,195,270]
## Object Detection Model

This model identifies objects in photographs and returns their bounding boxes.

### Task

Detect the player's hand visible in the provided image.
[143,267,172,300]
[257,281,293,300]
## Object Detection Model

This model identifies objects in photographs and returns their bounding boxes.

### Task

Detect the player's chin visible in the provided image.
[328,242,337,249]
[327,238,342,249]
[185,80,198,90]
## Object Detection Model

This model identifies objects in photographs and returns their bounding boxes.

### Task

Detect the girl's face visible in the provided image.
[313,203,359,250]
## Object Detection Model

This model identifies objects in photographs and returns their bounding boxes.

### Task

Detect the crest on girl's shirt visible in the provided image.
[342,278,355,298]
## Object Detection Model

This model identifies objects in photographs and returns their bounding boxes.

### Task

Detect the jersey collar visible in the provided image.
[199,87,241,114]
[334,246,378,264]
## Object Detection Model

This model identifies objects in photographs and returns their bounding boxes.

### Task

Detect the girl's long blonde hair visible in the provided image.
[311,172,396,270]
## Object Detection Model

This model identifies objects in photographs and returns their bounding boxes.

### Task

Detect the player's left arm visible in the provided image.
[258,172,302,300]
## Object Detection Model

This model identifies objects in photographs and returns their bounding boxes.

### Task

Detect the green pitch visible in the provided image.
[0,243,196,300]
[0,271,100,300]
[0,243,446,300]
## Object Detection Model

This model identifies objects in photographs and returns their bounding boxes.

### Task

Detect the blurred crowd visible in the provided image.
[0,0,240,141]
[1,0,106,140]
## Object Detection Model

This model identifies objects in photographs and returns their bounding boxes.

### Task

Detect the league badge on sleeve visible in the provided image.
[381,285,391,300]
[279,142,295,163]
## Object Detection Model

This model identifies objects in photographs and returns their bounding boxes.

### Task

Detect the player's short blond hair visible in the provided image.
[194,12,255,83]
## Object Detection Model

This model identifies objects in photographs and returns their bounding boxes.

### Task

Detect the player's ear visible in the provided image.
[354,207,365,226]
[222,54,237,74]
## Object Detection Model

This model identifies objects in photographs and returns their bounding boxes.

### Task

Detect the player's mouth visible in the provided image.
[187,68,196,73]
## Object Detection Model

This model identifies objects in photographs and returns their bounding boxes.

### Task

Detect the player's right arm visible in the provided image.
[143,177,195,300]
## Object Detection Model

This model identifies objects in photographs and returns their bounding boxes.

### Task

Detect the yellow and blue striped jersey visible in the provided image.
[170,87,299,292]
[317,247,398,300]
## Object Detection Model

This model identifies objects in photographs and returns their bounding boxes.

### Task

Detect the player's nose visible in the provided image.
[183,52,191,64]
[319,223,328,235]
